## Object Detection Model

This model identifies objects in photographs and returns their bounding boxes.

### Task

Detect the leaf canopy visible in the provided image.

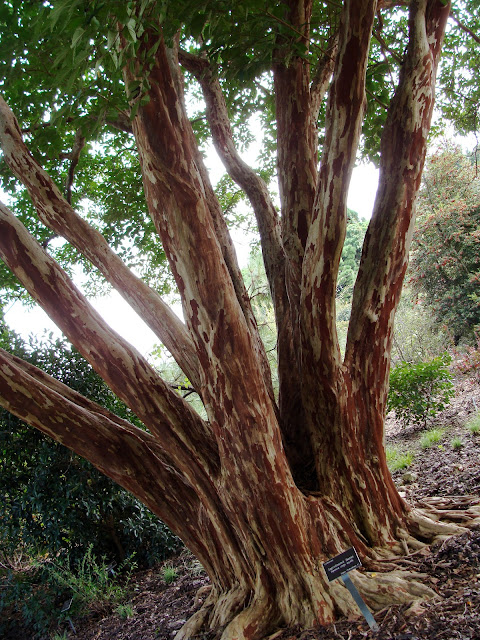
[0,0,478,305]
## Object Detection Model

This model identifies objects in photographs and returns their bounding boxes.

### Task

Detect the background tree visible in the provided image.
[0,2,478,639]
[409,144,480,343]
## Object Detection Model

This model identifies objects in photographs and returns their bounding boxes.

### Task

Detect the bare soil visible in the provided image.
[4,378,480,640]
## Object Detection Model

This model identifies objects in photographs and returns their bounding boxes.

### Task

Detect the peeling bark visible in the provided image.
[0,97,199,388]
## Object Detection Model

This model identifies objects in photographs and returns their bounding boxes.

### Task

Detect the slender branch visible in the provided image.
[449,10,480,45]
[105,111,134,133]
[178,50,284,306]
[373,29,403,65]
[65,129,86,204]
[0,94,200,387]
[366,87,389,109]
[310,29,340,119]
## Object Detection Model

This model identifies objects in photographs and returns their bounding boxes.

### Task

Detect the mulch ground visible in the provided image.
[3,377,480,640]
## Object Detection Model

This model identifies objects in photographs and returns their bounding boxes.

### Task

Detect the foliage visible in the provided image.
[337,210,369,302]
[42,545,136,613]
[0,546,136,638]
[409,145,480,343]
[451,437,463,450]
[391,289,453,366]
[0,2,475,303]
[385,447,415,472]
[420,428,445,449]
[0,326,180,568]
[387,354,455,429]
[466,412,480,435]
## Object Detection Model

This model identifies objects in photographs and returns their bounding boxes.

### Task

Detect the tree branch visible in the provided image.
[345,0,451,411]
[302,0,376,384]
[0,95,200,388]
[449,10,480,45]
[273,0,318,273]
[0,347,226,572]
[178,50,285,309]
[65,128,86,204]
[310,29,340,118]
[0,201,219,475]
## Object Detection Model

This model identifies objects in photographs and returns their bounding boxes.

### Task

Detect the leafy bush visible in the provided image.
[42,545,136,613]
[390,289,453,366]
[0,328,181,568]
[409,146,480,344]
[0,546,136,638]
[387,354,455,428]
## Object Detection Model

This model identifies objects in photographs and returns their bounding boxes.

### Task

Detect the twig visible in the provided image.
[449,11,480,45]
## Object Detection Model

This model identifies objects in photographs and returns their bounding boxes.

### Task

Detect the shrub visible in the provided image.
[387,354,455,429]
[0,330,181,569]
[0,545,137,638]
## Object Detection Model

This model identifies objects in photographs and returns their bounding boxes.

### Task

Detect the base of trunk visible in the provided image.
[175,501,480,640]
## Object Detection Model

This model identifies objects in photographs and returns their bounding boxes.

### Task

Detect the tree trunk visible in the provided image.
[1,1,474,639]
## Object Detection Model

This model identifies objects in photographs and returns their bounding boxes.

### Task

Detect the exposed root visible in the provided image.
[175,582,281,640]
[328,567,437,620]
[175,588,216,640]
[175,498,480,640]
[219,587,279,640]
[352,569,437,610]
[415,496,480,525]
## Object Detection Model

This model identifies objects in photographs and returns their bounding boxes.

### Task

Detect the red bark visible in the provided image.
[0,1,457,638]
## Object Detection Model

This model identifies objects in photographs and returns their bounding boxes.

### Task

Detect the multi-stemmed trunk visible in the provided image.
[0,1,473,639]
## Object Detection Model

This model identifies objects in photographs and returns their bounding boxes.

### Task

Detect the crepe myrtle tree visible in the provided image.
[0,1,479,638]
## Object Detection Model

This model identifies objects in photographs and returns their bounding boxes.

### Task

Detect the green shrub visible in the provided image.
[387,354,455,428]
[0,330,181,569]
[420,428,445,449]
[0,546,136,638]
[42,545,136,611]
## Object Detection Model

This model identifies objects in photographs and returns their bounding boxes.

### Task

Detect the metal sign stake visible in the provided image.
[323,547,379,632]
[340,573,379,631]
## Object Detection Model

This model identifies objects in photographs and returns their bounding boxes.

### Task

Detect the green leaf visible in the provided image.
[71,26,85,49]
